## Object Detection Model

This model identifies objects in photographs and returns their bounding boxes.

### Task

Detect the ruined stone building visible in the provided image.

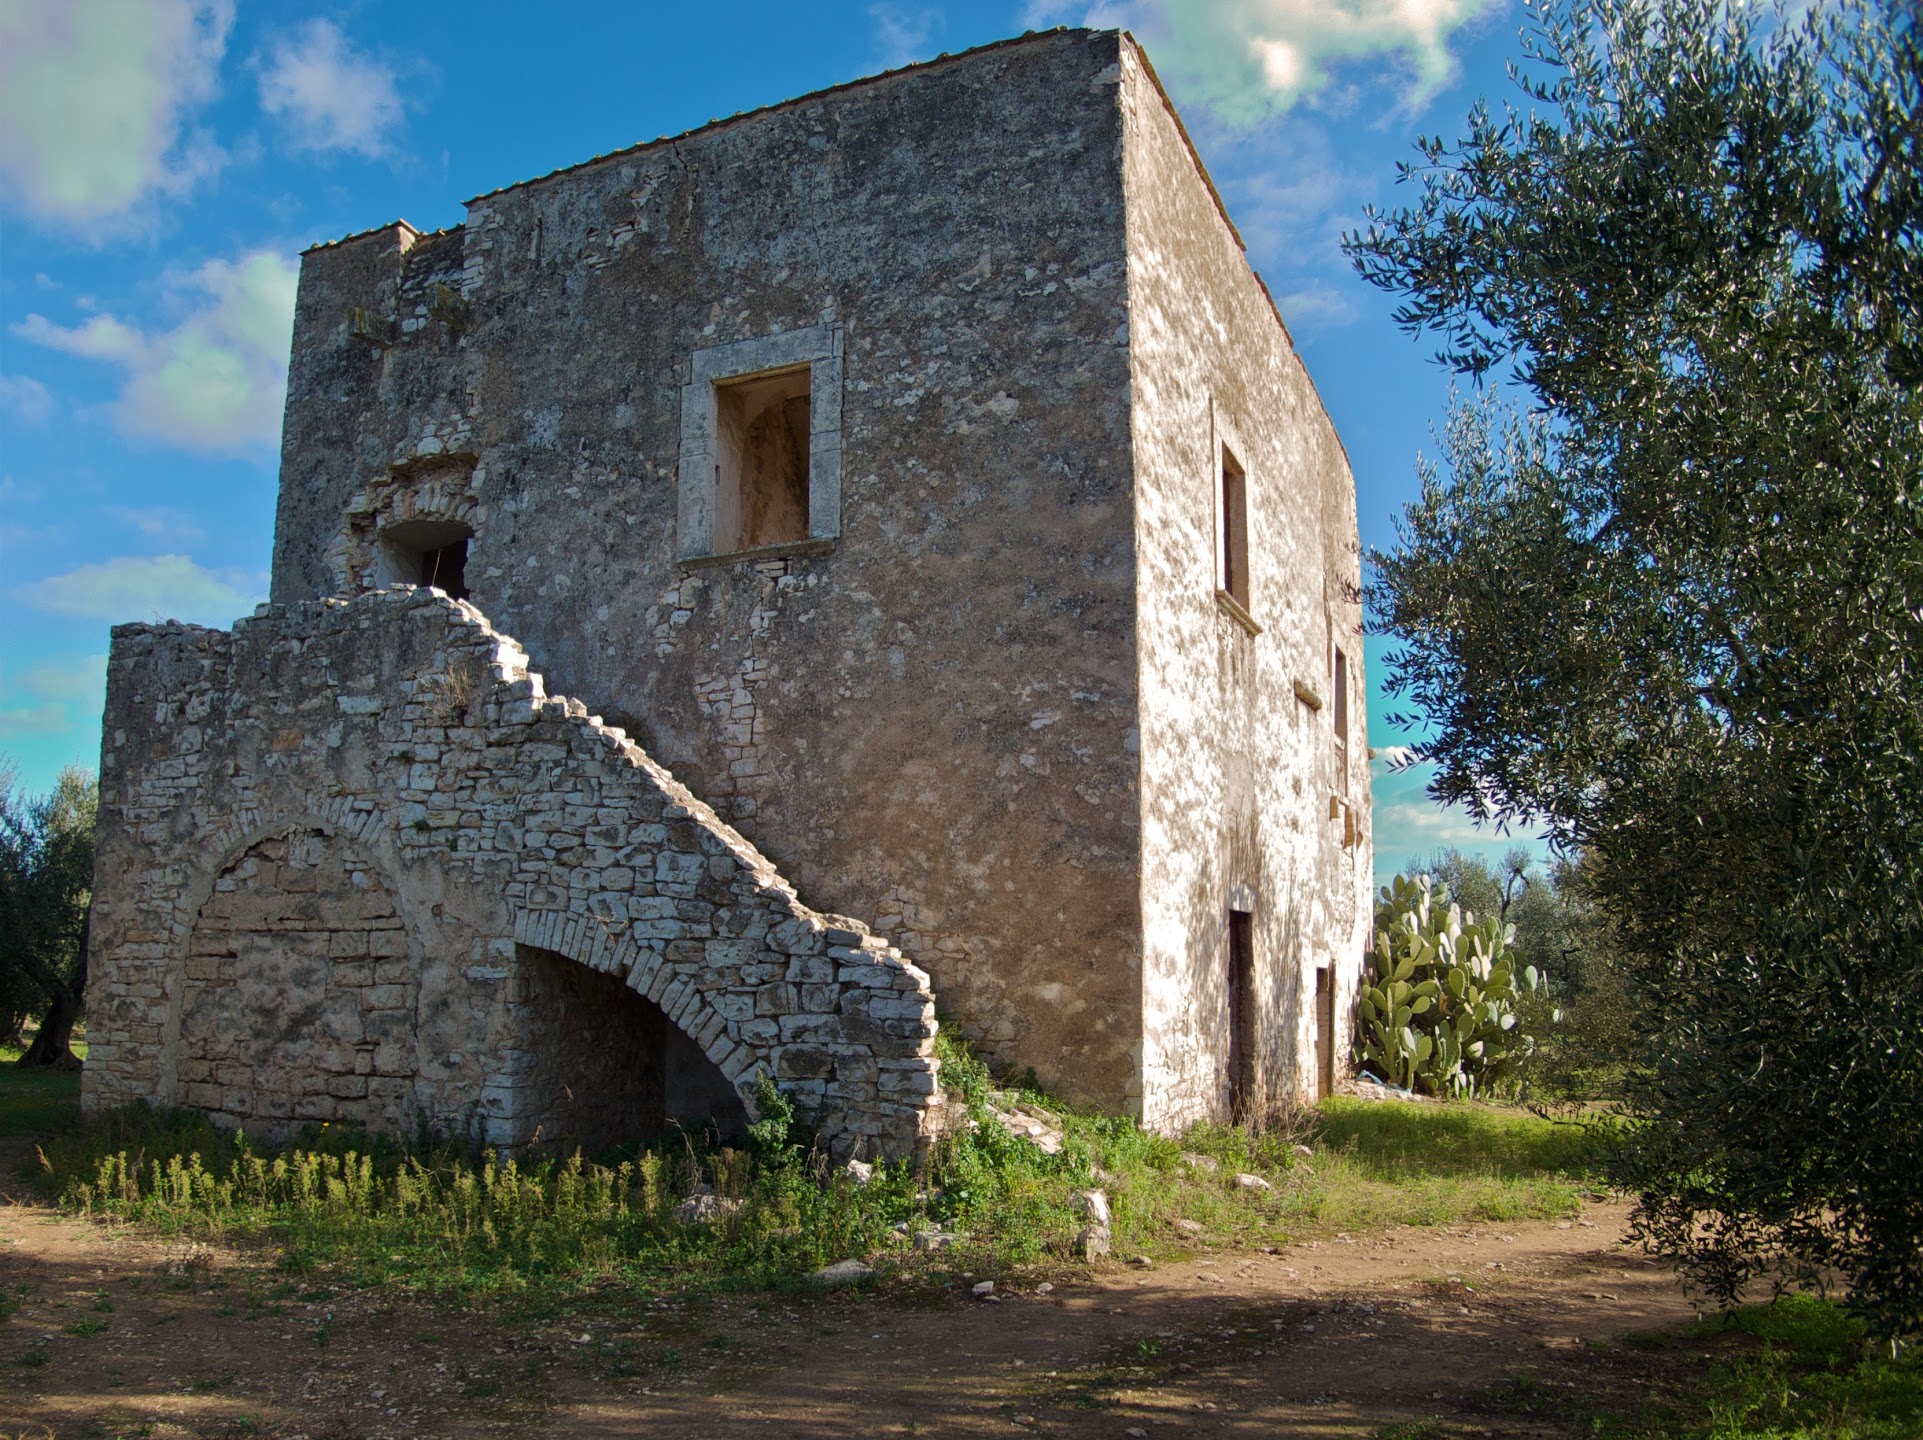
[82,29,1373,1158]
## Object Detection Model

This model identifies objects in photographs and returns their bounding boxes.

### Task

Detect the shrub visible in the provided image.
[1356,871,1548,1097]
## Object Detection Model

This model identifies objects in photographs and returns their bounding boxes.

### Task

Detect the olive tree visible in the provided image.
[0,764,97,1069]
[1347,0,1922,1335]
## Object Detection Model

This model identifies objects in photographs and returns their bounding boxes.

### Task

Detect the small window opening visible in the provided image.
[714,365,811,554]
[1227,908,1256,1122]
[1332,645,1350,796]
[1219,445,1249,610]
[378,518,473,602]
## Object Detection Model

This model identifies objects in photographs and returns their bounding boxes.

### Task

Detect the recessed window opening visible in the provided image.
[714,364,811,554]
[1227,908,1256,1123]
[1219,444,1249,610]
[1332,645,1350,795]
[378,518,473,601]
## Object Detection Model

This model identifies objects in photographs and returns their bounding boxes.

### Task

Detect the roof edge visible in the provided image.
[462,27,1114,210]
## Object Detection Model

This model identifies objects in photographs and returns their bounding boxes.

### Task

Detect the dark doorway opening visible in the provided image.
[379,518,473,602]
[1227,908,1256,1122]
[516,946,747,1154]
[1316,965,1335,1100]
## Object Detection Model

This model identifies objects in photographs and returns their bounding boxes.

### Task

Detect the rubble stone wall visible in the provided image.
[266,30,1146,1111]
[1120,44,1373,1126]
[82,588,942,1159]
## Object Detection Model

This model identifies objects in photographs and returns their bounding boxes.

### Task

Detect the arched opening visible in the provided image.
[376,517,472,600]
[179,828,417,1135]
[513,945,748,1154]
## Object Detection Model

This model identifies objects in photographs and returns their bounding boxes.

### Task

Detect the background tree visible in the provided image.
[1348,0,1922,1336]
[0,763,98,1069]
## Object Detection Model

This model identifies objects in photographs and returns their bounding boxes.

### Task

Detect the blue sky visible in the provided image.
[0,0,1555,881]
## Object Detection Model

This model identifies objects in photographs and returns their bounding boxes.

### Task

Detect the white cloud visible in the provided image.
[0,653,107,745]
[0,374,55,425]
[0,702,69,740]
[14,249,298,456]
[113,506,206,546]
[0,0,231,227]
[1026,0,1500,120]
[19,653,108,704]
[17,554,265,626]
[1368,757,1549,883]
[870,4,945,68]
[1276,282,1359,332]
[256,18,404,158]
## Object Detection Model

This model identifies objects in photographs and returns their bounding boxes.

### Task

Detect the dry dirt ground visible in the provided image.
[0,1184,1724,1440]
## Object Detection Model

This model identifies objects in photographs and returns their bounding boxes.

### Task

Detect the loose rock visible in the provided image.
[809,1259,875,1287]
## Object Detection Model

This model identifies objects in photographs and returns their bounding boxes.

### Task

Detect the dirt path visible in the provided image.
[1,1192,1705,1439]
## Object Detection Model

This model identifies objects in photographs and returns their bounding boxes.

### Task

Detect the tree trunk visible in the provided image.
[19,982,82,1070]
[17,905,86,1071]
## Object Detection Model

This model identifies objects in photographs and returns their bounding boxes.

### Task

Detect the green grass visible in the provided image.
[1685,1296,1922,1440]
[0,1042,83,1138]
[1491,1295,1923,1440]
[16,1033,1605,1301]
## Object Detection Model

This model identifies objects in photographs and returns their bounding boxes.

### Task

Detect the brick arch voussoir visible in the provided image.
[506,910,767,1120]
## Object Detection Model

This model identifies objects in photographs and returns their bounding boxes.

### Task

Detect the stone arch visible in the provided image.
[177,824,419,1135]
[508,945,749,1154]
[157,803,401,1108]
[326,453,484,597]
[507,908,766,1123]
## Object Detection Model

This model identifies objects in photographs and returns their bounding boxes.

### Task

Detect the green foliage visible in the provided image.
[1679,1296,1923,1439]
[0,762,97,1058]
[1357,871,1547,1097]
[27,1067,1598,1297]
[1347,0,1923,1336]
[1414,848,1639,1100]
[0,1042,83,1136]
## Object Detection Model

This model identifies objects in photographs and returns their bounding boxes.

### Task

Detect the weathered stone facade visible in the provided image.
[85,27,1372,1146]
[85,591,940,1156]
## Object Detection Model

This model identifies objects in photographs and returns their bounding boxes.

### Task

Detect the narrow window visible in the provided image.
[1332,645,1349,796]
[1219,445,1249,610]
[713,365,811,554]
[1315,965,1335,1100]
[1227,908,1256,1122]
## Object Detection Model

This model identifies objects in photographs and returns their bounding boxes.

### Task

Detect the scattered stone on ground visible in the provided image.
[808,1258,875,1287]
[983,1092,1065,1155]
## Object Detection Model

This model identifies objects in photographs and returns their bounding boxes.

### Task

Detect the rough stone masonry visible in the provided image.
[84,27,1373,1154]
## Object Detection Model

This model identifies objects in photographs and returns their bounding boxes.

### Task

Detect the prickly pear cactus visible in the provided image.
[1354,872,1547,1098]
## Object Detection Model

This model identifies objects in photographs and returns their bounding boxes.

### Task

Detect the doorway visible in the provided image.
[1227,908,1256,1122]
[1316,965,1335,1099]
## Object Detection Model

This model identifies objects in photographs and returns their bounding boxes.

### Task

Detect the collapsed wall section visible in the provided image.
[83,587,943,1159]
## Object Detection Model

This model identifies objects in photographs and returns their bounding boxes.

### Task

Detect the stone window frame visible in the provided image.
[677,325,844,565]
[1209,400,1261,636]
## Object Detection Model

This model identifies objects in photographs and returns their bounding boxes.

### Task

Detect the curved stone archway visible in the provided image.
[178,826,418,1135]
[86,589,946,1159]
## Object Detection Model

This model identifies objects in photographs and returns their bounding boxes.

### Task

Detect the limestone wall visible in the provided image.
[266,31,1145,1111]
[1119,42,1373,1128]
[83,588,942,1159]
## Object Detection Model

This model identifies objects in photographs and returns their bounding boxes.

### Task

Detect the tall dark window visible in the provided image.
[1220,445,1249,610]
[1332,645,1349,795]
